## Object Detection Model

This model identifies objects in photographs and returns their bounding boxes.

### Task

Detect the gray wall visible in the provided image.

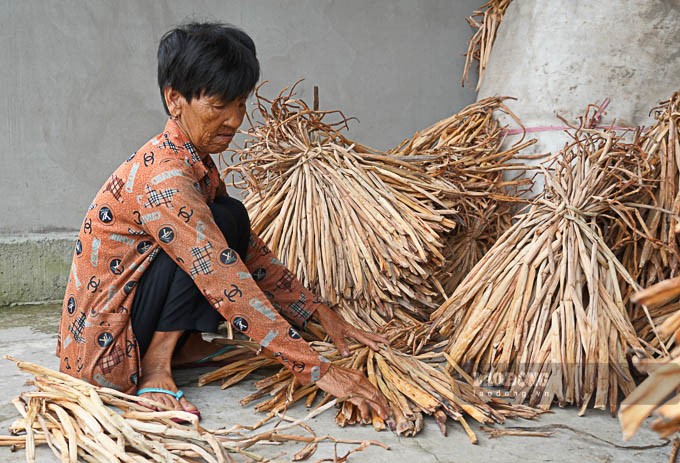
[1,0,479,235]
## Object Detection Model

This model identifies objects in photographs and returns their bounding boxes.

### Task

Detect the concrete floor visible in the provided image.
[0,304,672,463]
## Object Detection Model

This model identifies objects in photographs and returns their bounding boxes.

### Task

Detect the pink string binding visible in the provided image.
[500,98,636,136]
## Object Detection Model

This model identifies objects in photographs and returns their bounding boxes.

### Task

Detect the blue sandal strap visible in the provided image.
[136,387,184,400]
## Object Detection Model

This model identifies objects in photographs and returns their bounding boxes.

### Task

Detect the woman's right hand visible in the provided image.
[315,365,391,421]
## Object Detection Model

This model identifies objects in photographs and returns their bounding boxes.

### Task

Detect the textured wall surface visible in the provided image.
[0,0,479,235]
[478,0,680,156]
[0,234,75,305]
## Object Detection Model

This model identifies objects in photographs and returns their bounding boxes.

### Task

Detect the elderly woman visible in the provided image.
[56,22,389,421]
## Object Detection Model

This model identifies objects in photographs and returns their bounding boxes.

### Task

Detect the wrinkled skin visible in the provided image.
[315,364,390,421]
[313,304,391,420]
[164,87,246,155]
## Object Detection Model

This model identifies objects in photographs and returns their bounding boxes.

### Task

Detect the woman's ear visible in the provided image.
[163,87,185,118]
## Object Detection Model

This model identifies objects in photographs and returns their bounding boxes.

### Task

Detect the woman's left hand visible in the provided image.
[314,304,389,357]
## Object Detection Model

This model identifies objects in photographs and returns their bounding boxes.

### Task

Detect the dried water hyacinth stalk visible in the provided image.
[630,273,680,377]
[462,0,513,90]
[0,357,385,463]
[390,96,534,295]
[615,93,680,351]
[429,107,657,413]
[437,200,513,294]
[621,291,680,447]
[619,352,680,441]
[225,82,460,327]
[388,96,533,199]
[620,284,680,441]
[199,319,541,442]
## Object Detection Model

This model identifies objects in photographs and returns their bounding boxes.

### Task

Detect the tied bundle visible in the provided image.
[199,319,541,442]
[429,105,656,413]
[616,93,680,352]
[1,357,386,463]
[390,96,534,295]
[226,83,460,328]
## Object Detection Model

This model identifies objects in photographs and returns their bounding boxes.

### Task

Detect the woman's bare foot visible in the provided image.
[138,330,199,415]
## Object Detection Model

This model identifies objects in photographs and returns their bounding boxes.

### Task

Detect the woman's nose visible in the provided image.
[225,109,245,129]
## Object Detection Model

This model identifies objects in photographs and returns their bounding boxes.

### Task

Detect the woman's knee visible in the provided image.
[210,196,251,232]
[210,197,251,257]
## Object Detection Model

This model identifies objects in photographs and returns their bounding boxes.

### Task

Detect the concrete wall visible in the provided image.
[0,0,479,303]
[478,0,680,160]
[1,0,479,234]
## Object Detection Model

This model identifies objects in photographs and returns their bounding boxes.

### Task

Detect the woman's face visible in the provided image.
[166,88,247,154]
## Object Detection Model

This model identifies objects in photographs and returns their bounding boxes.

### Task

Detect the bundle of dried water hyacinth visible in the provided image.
[616,93,680,351]
[462,0,513,90]
[0,357,385,462]
[226,82,461,328]
[199,319,541,442]
[390,96,534,295]
[429,106,656,413]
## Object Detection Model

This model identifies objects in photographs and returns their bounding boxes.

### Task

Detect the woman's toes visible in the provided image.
[179,397,199,414]
[151,394,170,410]
[139,391,183,411]
[161,395,181,411]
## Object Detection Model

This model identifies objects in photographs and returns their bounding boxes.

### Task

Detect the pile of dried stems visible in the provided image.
[226,82,464,328]
[199,319,541,442]
[616,93,680,352]
[390,96,534,295]
[462,0,513,90]
[429,106,657,413]
[1,357,386,462]
[217,85,542,438]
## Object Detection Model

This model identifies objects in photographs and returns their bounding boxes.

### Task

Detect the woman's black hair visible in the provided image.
[157,22,260,114]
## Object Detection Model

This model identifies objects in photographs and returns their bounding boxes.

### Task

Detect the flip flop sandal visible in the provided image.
[135,387,202,423]
[173,344,243,369]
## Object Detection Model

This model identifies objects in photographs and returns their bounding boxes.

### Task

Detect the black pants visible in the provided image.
[131,196,250,357]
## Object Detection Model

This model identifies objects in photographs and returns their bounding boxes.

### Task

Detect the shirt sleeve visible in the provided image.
[139,162,329,384]
[244,232,324,328]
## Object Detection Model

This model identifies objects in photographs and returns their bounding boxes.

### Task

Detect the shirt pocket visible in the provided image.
[76,311,140,394]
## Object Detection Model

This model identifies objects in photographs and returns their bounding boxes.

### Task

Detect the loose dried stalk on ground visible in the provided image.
[616,93,680,351]
[199,319,541,441]
[429,106,656,413]
[225,83,461,326]
[462,0,513,90]
[1,357,384,462]
[390,96,534,295]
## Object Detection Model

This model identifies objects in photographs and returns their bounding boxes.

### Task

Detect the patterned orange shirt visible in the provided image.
[56,118,330,393]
